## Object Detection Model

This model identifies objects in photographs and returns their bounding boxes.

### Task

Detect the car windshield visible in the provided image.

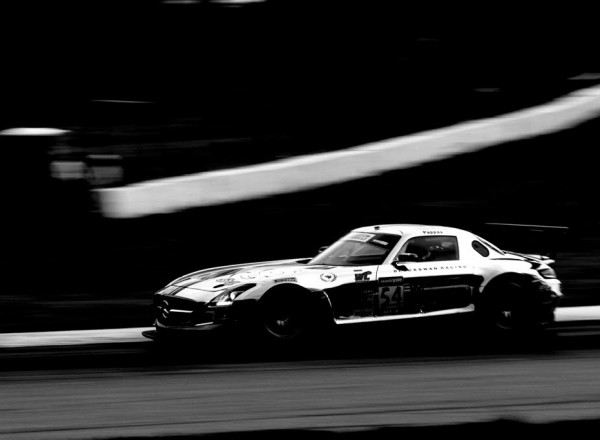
[309,232,401,266]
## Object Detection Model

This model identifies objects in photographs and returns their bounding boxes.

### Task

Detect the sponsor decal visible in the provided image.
[379,276,404,286]
[261,270,280,278]
[215,278,237,286]
[354,270,372,282]
[260,268,302,278]
[274,277,297,283]
[378,285,403,315]
[320,272,337,282]
[346,232,376,243]
[408,264,467,272]
[346,289,378,317]
[422,230,444,235]
[239,272,257,280]
[371,239,389,246]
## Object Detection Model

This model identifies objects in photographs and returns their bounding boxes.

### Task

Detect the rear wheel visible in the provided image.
[488,281,524,332]
[477,278,551,345]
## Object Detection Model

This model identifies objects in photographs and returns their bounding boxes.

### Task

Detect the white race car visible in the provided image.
[143,224,562,345]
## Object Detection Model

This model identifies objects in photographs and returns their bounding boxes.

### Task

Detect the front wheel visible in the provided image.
[261,294,309,342]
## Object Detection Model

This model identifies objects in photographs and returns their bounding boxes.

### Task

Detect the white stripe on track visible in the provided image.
[554,305,600,323]
[0,327,153,348]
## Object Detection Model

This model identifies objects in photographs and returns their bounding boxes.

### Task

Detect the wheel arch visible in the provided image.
[475,270,557,334]
[479,271,538,298]
[259,283,335,326]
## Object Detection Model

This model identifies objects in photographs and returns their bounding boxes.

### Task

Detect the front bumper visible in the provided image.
[141,320,229,342]
[150,294,258,336]
[153,294,228,328]
[156,319,226,332]
[142,321,231,343]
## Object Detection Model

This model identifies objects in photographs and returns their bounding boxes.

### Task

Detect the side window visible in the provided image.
[472,240,490,257]
[400,236,459,262]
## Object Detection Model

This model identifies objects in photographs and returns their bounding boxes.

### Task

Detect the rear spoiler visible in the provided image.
[483,223,569,260]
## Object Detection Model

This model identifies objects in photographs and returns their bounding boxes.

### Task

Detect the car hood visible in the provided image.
[164,258,369,302]
[170,258,312,288]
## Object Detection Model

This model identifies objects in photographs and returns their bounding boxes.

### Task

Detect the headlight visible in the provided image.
[208,284,255,307]
[537,266,557,279]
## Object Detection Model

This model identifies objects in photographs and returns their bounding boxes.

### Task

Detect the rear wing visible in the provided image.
[483,223,569,260]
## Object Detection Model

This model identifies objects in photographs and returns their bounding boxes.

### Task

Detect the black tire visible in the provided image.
[476,277,550,343]
[261,293,310,343]
[488,280,524,332]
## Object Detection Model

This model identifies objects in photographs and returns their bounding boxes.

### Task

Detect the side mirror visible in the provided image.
[393,253,419,263]
[318,246,329,254]
[392,253,418,270]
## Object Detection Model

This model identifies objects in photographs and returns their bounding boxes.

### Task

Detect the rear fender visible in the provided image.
[479,272,557,310]
[481,273,536,298]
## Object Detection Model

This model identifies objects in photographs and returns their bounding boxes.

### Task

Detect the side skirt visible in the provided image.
[334,304,475,325]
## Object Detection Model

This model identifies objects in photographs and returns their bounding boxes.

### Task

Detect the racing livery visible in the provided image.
[143,224,563,344]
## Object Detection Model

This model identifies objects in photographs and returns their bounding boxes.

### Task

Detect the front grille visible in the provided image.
[154,295,214,327]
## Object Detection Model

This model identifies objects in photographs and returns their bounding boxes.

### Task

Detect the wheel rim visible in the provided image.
[491,283,521,331]
[263,302,304,339]
[494,308,515,330]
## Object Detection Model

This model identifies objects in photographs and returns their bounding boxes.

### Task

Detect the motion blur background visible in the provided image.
[2,1,599,332]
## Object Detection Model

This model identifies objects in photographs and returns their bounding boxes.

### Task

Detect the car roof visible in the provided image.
[352,224,470,238]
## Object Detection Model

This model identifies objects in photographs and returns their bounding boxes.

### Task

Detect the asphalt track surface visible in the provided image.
[2,316,600,440]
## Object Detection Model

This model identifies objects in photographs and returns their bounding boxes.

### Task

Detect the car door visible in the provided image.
[331,264,382,320]
[320,232,400,322]
[375,235,482,317]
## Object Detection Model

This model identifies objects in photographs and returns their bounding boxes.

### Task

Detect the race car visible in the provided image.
[143,224,563,345]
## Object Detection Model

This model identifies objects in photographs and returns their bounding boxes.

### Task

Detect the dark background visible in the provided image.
[2,1,600,332]
[4,2,598,153]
